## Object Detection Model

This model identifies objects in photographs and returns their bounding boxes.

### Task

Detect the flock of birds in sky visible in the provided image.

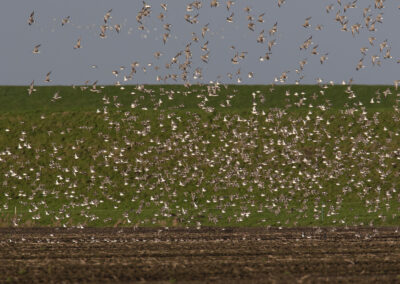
[25,0,400,96]
[1,0,400,229]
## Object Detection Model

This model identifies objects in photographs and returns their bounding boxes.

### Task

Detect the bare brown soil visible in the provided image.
[1,227,400,283]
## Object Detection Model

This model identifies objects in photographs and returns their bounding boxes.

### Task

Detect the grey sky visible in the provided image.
[1,0,399,85]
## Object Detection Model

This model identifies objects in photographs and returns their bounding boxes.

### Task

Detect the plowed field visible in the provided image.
[1,227,400,283]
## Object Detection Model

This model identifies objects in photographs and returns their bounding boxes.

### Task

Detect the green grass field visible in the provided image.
[0,84,399,228]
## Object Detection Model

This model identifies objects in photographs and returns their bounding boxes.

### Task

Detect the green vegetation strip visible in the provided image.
[0,84,399,228]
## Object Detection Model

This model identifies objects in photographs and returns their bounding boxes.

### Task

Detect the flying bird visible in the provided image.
[28,11,35,25]
[226,13,234,23]
[32,44,41,54]
[368,37,376,46]
[326,4,334,13]
[114,24,121,33]
[258,13,265,23]
[45,71,52,82]
[61,16,70,26]
[226,1,234,11]
[201,23,209,38]
[311,45,319,55]
[210,0,219,8]
[320,53,328,64]
[356,58,365,70]
[73,38,81,49]
[51,91,61,102]
[27,80,35,95]
[303,17,312,28]
[104,9,112,23]
[269,22,278,36]
[248,22,255,31]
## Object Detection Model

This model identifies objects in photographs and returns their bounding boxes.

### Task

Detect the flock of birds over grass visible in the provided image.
[1,0,400,229]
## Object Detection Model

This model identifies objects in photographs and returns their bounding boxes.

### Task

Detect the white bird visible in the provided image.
[51,92,61,102]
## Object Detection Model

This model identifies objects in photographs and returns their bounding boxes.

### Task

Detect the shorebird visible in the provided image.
[368,21,376,32]
[210,0,219,8]
[300,36,312,50]
[28,11,35,25]
[384,48,392,59]
[104,9,112,23]
[226,13,234,23]
[45,71,52,83]
[158,12,165,22]
[201,24,209,38]
[376,13,384,24]
[73,38,81,49]
[268,39,276,51]
[269,22,278,36]
[163,33,169,44]
[259,52,272,61]
[394,80,400,90]
[164,23,172,31]
[248,22,255,31]
[356,58,365,70]
[311,45,319,55]
[154,52,162,59]
[368,37,376,46]
[320,53,328,64]
[299,58,307,70]
[303,17,311,28]
[257,13,265,23]
[231,53,239,64]
[351,23,361,36]
[114,24,121,33]
[257,30,265,43]
[32,44,41,54]
[51,92,61,102]
[61,16,70,26]
[315,25,323,31]
[201,41,209,52]
[27,80,35,95]
[226,1,234,11]
[201,52,210,63]
[360,47,368,56]
[186,3,194,12]
[100,25,107,38]
[326,4,334,13]
[379,40,388,52]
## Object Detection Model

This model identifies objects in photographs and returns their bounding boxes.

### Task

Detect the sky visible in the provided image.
[0,0,399,85]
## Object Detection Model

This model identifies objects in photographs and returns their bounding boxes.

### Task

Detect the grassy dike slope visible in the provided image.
[0,84,399,228]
